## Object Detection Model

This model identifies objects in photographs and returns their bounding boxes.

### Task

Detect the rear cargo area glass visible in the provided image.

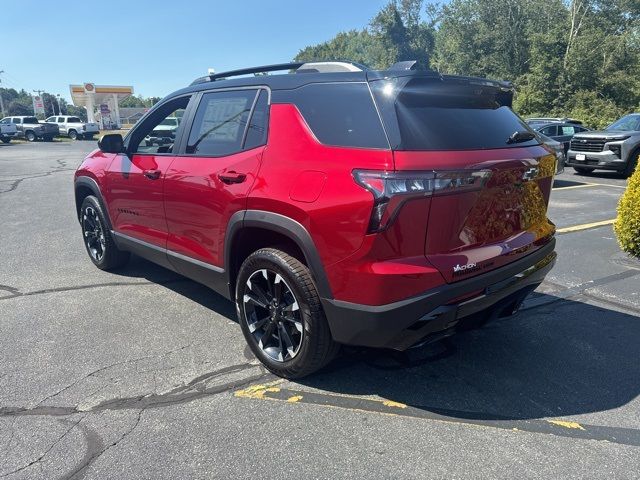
[370,77,539,151]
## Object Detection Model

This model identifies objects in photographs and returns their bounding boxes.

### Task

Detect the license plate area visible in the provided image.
[576,153,586,161]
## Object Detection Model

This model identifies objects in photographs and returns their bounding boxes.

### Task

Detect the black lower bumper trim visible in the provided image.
[321,239,556,350]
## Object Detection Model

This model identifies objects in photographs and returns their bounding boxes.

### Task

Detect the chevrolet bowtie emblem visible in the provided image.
[522,167,539,181]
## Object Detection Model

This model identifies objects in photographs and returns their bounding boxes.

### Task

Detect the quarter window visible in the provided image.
[243,90,269,150]
[186,90,257,156]
[560,126,576,135]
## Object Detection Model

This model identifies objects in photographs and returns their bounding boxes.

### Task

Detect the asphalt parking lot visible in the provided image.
[1,140,639,479]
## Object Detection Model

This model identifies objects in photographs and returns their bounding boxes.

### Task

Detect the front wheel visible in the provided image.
[80,196,130,270]
[573,166,593,175]
[1,138,10,144]
[623,151,639,178]
[236,248,339,378]
[25,131,36,142]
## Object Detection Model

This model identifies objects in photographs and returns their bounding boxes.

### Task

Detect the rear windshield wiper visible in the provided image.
[506,130,536,144]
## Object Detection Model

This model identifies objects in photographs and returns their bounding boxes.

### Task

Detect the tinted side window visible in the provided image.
[186,90,257,156]
[243,90,269,150]
[560,126,576,135]
[12,118,21,124]
[540,125,557,136]
[282,83,388,149]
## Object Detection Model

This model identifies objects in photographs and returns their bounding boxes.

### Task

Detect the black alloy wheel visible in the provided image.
[243,268,304,362]
[82,205,106,262]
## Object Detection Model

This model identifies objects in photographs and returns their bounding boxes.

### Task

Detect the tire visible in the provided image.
[236,248,339,378]
[44,136,53,142]
[1,138,10,144]
[79,196,130,270]
[84,133,94,141]
[573,166,593,175]
[68,130,77,140]
[623,150,639,178]
[25,131,36,142]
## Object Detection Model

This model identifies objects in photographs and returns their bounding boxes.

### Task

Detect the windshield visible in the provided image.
[606,114,640,132]
[24,117,39,124]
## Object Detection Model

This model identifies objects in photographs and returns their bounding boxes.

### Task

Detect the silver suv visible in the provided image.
[567,113,640,177]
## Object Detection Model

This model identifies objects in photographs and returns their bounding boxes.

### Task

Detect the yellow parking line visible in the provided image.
[556,219,616,234]
[553,183,599,190]
[593,183,628,189]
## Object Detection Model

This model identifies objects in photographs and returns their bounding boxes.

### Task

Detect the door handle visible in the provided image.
[218,172,246,184]
[143,169,161,180]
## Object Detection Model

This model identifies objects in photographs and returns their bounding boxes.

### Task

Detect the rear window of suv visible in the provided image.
[370,77,538,151]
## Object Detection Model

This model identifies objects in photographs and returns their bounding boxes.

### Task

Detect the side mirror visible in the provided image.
[98,134,124,154]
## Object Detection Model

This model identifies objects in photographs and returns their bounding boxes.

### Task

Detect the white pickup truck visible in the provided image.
[46,115,100,140]
[0,119,19,143]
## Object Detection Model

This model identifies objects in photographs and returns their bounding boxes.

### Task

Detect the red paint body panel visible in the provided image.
[247,104,393,269]
[163,148,264,267]
[102,153,175,247]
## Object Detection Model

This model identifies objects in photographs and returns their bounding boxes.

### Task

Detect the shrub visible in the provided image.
[614,162,640,258]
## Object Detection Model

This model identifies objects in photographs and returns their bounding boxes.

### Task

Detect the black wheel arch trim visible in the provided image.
[74,176,114,231]
[224,210,333,300]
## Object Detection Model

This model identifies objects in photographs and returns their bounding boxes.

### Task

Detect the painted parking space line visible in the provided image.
[552,183,600,190]
[235,384,640,447]
[556,219,616,234]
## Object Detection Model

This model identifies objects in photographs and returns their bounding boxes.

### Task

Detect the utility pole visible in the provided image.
[56,94,63,115]
[0,71,5,118]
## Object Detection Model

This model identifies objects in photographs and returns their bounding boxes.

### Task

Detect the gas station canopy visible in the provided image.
[69,83,133,128]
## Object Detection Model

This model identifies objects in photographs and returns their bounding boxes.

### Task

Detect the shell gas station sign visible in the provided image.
[69,83,133,128]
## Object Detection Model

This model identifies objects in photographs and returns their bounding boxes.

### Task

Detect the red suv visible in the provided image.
[74,61,557,378]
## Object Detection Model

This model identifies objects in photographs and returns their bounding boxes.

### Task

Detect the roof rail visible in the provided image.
[190,61,366,85]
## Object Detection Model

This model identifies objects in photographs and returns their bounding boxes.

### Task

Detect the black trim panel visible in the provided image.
[112,231,229,298]
[74,176,113,230]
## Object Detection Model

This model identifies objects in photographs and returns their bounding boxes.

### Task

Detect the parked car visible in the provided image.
[0,118,18,143]
[567,113,640,176]
[144,116,180,146]
[74,61,557,378]
[0,116,59,142]
[527,120,590,154]
[526,117,583,125]
[537,132,565,174]
[46,115,99,140]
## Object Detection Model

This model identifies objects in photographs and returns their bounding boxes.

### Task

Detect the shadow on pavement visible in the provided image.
[299,295,640,421]
[106,257,639,422]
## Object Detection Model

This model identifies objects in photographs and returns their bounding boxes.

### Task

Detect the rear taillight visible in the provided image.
[353,169,491,233]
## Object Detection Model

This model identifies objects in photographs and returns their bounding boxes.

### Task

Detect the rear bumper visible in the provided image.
[321,239,556,350]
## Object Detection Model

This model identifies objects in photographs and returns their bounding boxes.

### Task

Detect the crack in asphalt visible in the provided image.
[0,362,271,418]
[0,157,74,195]
[0,278,190,301]
[0,363,274,479]
[523,269,640,314]
[0,415,87,478]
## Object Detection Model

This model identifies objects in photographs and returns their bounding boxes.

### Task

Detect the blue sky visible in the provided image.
[1,0,399,101]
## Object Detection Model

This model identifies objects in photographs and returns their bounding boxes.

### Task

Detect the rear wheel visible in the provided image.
[80,196,130,270]
[25,131,36,142]
[68,129,77,140]
[573,166,593,175]
[236,248,339,378]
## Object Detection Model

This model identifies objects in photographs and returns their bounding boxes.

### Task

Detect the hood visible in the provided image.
[573,129,639,141]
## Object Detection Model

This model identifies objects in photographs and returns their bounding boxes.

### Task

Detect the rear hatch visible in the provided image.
[369,74,556,283]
